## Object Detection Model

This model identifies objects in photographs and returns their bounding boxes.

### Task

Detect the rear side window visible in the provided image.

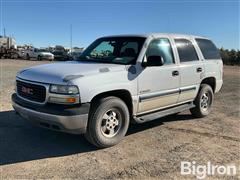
[175,39,199,62]
[195,38,221,59]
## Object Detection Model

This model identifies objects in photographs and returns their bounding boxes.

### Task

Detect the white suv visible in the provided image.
[12,33,223,148]
[25,48,54,60]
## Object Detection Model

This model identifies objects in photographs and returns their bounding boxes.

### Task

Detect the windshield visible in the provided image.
[53,51,64,55]
[78,37,146,65]
[38,49,48,52]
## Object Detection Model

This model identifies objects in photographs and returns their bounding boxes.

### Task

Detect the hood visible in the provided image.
[17,61,126,84]
[39,52,53,56]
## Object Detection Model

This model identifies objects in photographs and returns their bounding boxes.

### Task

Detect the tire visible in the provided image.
[190,84,214,118]
[12,53,19,59]
[85,96,130,148]
[26,54,30,60]
[37,55,42,61]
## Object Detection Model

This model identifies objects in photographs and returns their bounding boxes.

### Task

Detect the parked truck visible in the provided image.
[0,36,18,59]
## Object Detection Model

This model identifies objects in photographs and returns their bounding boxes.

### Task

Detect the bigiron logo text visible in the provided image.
[181,161,239,179]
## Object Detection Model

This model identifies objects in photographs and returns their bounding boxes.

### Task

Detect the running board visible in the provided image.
[133,102,195,123]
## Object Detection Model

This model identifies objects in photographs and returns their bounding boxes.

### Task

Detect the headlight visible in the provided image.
[48,84,80,104]
[49,84,79,94]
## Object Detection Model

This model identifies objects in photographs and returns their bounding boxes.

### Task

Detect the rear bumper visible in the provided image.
[12,93,90,134]
[215,79,223,93]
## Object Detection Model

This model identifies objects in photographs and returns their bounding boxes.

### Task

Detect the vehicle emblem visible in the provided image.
[21,86,33,95]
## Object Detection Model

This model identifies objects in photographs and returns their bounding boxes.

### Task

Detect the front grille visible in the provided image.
[16,80,46,103]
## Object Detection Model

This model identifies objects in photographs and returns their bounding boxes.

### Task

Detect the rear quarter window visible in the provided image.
[195,38,221,60]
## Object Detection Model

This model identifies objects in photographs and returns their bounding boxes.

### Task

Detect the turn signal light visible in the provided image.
[67,98,76,103]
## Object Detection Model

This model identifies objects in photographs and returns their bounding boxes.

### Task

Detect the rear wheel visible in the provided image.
[190,84,214,118]
[37,55,42,61]
[85,97,130,148]
[12,53,19,59]
[26,54,30,60]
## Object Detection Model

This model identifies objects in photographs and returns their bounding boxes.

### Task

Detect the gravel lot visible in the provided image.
[0,59,239,179]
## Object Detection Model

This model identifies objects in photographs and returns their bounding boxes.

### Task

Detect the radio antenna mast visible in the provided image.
[70,24,72,52]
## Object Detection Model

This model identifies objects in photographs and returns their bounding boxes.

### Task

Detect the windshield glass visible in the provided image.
[78,37,146,65]
[38,49,48,52]
[53,51,64,55]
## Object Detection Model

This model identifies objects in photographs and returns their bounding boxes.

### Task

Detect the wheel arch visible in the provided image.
[200,77,216,92]
[90,89,133,117]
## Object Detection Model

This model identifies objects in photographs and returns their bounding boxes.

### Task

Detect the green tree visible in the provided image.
[219,48,239,66]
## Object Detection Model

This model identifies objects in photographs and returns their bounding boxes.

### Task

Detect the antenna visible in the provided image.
[3,28,6,37]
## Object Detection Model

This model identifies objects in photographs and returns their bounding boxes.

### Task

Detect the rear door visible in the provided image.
[195,38,223,92]
[174,38,204,103]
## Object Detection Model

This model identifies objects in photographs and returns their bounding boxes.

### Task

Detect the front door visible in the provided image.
[137,38,180,114]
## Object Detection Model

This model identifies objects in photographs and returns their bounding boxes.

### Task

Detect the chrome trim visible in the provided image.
[180,86,197,93]
[16,77,49,105]
[139,88,179,102]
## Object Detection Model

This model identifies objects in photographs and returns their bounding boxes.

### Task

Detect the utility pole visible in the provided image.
[70,24,72,52]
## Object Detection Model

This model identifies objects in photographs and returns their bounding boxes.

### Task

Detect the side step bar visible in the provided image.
[133,102,195,123]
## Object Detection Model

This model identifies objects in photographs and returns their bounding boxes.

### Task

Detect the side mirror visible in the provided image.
[142,56,164,67]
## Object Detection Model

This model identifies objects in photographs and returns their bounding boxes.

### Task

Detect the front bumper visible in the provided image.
[12,93,90,134]
[54,55,68,61]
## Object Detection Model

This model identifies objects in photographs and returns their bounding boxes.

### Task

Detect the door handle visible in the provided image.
[196,67,202,73]
[172,70,179,76]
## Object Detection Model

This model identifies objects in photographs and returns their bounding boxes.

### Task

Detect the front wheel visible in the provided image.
[190,84,214,118]
[37,55,42,61]
[85,97,130,148]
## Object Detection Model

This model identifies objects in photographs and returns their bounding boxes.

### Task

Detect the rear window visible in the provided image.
[195,38,221,59]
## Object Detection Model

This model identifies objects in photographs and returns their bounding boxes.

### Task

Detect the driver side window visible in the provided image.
[146,38,174,65]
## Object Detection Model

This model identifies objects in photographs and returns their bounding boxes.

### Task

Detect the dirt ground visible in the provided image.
[0,59,239,179]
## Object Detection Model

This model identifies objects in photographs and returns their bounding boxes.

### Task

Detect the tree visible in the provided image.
[219,48,239,66]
